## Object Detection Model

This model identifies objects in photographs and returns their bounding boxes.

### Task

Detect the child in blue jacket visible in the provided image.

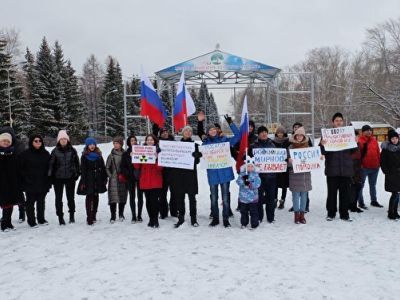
[236,158,261,229]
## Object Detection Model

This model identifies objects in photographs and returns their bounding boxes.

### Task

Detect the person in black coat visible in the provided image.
[169,126,202,228]
[272,126,291,209]
[19,134,51,227]
[153,124,178,218]
[0,126,27,223]
[120,135,144,223]
[380,130,400,220]
[77,137,107,225]
[0,132,24,232]
[48,130,80,225]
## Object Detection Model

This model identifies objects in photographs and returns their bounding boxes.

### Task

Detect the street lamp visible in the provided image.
[104,89,118,137]
[0,68,12,128]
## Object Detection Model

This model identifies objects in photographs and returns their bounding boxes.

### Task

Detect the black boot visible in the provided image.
[19,206,26,223]
[174,216,185,228]
[278,199,285,209]
[110,203,116,224]
[209,218,219,227]
[223,219,231,228]
[69,212,75,224]
[58,215,66,226]
[191,215,199,227]
[387,196,396,220]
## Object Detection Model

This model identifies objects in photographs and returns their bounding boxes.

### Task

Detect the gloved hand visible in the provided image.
[244,179,250,186]
[224,114,232,125]
[156,147,161,153]
[192,151,203,159]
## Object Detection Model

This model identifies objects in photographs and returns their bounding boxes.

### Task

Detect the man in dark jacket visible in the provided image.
[320,113,355,221]
[249,125,277,223]
[0,126,27,223]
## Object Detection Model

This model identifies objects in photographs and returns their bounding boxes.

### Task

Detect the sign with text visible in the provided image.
[321,126,357,151]
[131,146,157,164]
[158,140,195,170]
[289,147,322,173]
[199,142,232,170]
[252,148,287,173]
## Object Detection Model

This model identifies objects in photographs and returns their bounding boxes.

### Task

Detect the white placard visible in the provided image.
[252,148,287,173]
[199,142,232,170]
[158,140,195,170]
[131,145,157,164]
[289,146,323,173]
[321,126,357,151]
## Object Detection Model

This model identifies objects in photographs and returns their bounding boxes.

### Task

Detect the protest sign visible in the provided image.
[131,145,157,164]
[321,126,357,151]
[289,146,322,173]
[252,148,287,173]
[158,140,195,170]
[199,142,232,169]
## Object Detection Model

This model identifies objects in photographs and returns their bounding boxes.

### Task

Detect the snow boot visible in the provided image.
[209,218,219,227]
[278,199,285,210]
[58,215,66,226]
[18,206,25,223]
[174,216,185,228]
[371,201,383,208]
[299,212,306,224]
[223,219,231,228]
[69,212,75,224]
[294,212,300,224]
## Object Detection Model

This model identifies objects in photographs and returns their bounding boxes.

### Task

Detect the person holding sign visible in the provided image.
[202,123,240,228]
[169,126,202,228]
[249,126,277,224]
[287,127,312,224]
[120,135,144,223]
[139,134,163,228]
[320,113,356,222]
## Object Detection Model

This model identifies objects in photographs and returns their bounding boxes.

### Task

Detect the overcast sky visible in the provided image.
[3,0,400,78]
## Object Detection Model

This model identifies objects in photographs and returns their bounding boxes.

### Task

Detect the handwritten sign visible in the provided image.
[321,126,357,151]
[158,140,195,170]
[253,148,287,173]
[289,147,322,173]
[199,142,232,169]
[131,145,157,164]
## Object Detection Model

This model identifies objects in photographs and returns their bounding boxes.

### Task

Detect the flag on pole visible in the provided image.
[236,96,249,172]
[173,71,196,133]
[140,67,167,127]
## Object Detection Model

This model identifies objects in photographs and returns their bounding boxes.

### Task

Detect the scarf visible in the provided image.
[0,146,14,156]
[382,141,400,153]
[86,151,100,161]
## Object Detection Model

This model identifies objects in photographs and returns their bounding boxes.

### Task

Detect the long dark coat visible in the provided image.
[77,151,107,196]
[106,149,128,204]
[169,138,201,195]
[19,137,51,194]
[273,137,291,188]
[380,141,400,193]
[0,146,24,207]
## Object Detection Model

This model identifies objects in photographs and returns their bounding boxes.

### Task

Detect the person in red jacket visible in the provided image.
[358,125,383,209]
[139,134,163,228]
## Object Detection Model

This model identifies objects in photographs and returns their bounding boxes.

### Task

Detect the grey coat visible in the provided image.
[106,149,128,204]
[288,143,312,192]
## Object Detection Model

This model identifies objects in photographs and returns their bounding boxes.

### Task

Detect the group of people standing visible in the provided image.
[0,111,399,232]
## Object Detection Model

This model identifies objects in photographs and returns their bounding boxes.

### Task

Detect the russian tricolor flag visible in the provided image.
[173,71,196,133]
[140,67,167,127]
[236,96,249,172]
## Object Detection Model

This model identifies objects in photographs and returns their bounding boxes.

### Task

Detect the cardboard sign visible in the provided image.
[252,148,287,173]
[158,140,195,170]
[321,126,357,151]
[199,142,232,170]
[131,145,157,164]
[289,146,322,173]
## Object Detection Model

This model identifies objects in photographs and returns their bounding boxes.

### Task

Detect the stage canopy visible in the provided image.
[155,48,281,85]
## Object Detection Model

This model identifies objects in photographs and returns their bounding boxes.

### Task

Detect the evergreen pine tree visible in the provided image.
[52,41,67,125]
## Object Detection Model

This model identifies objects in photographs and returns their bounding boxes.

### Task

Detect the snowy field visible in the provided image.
[1,142,400,300]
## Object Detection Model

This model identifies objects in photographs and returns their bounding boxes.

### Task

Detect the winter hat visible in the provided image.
[57,130,70,142]
[207,124,218,133]
[257,125,268,135]
[240,157,255,173]
[182,125,193,134]
[85,137,97,147]
[292,122,303,130]
[275,126,286,135]
[159,127,168,135]
[361,124,372,132]
[332,112,343,122]
[113,136,124,146]
[0,132,12,143]
[249,120,255,129]
[388,130,399,140]
[294,126,306,138]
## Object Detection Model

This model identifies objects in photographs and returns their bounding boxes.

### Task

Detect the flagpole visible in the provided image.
[245,147,248,175]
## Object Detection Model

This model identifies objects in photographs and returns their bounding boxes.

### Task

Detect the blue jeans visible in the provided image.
[210,182,230,220]
[292,191,308,212]
[358,168,379,205]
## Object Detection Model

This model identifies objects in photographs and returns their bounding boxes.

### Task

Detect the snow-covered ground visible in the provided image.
[1,142,399,300]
